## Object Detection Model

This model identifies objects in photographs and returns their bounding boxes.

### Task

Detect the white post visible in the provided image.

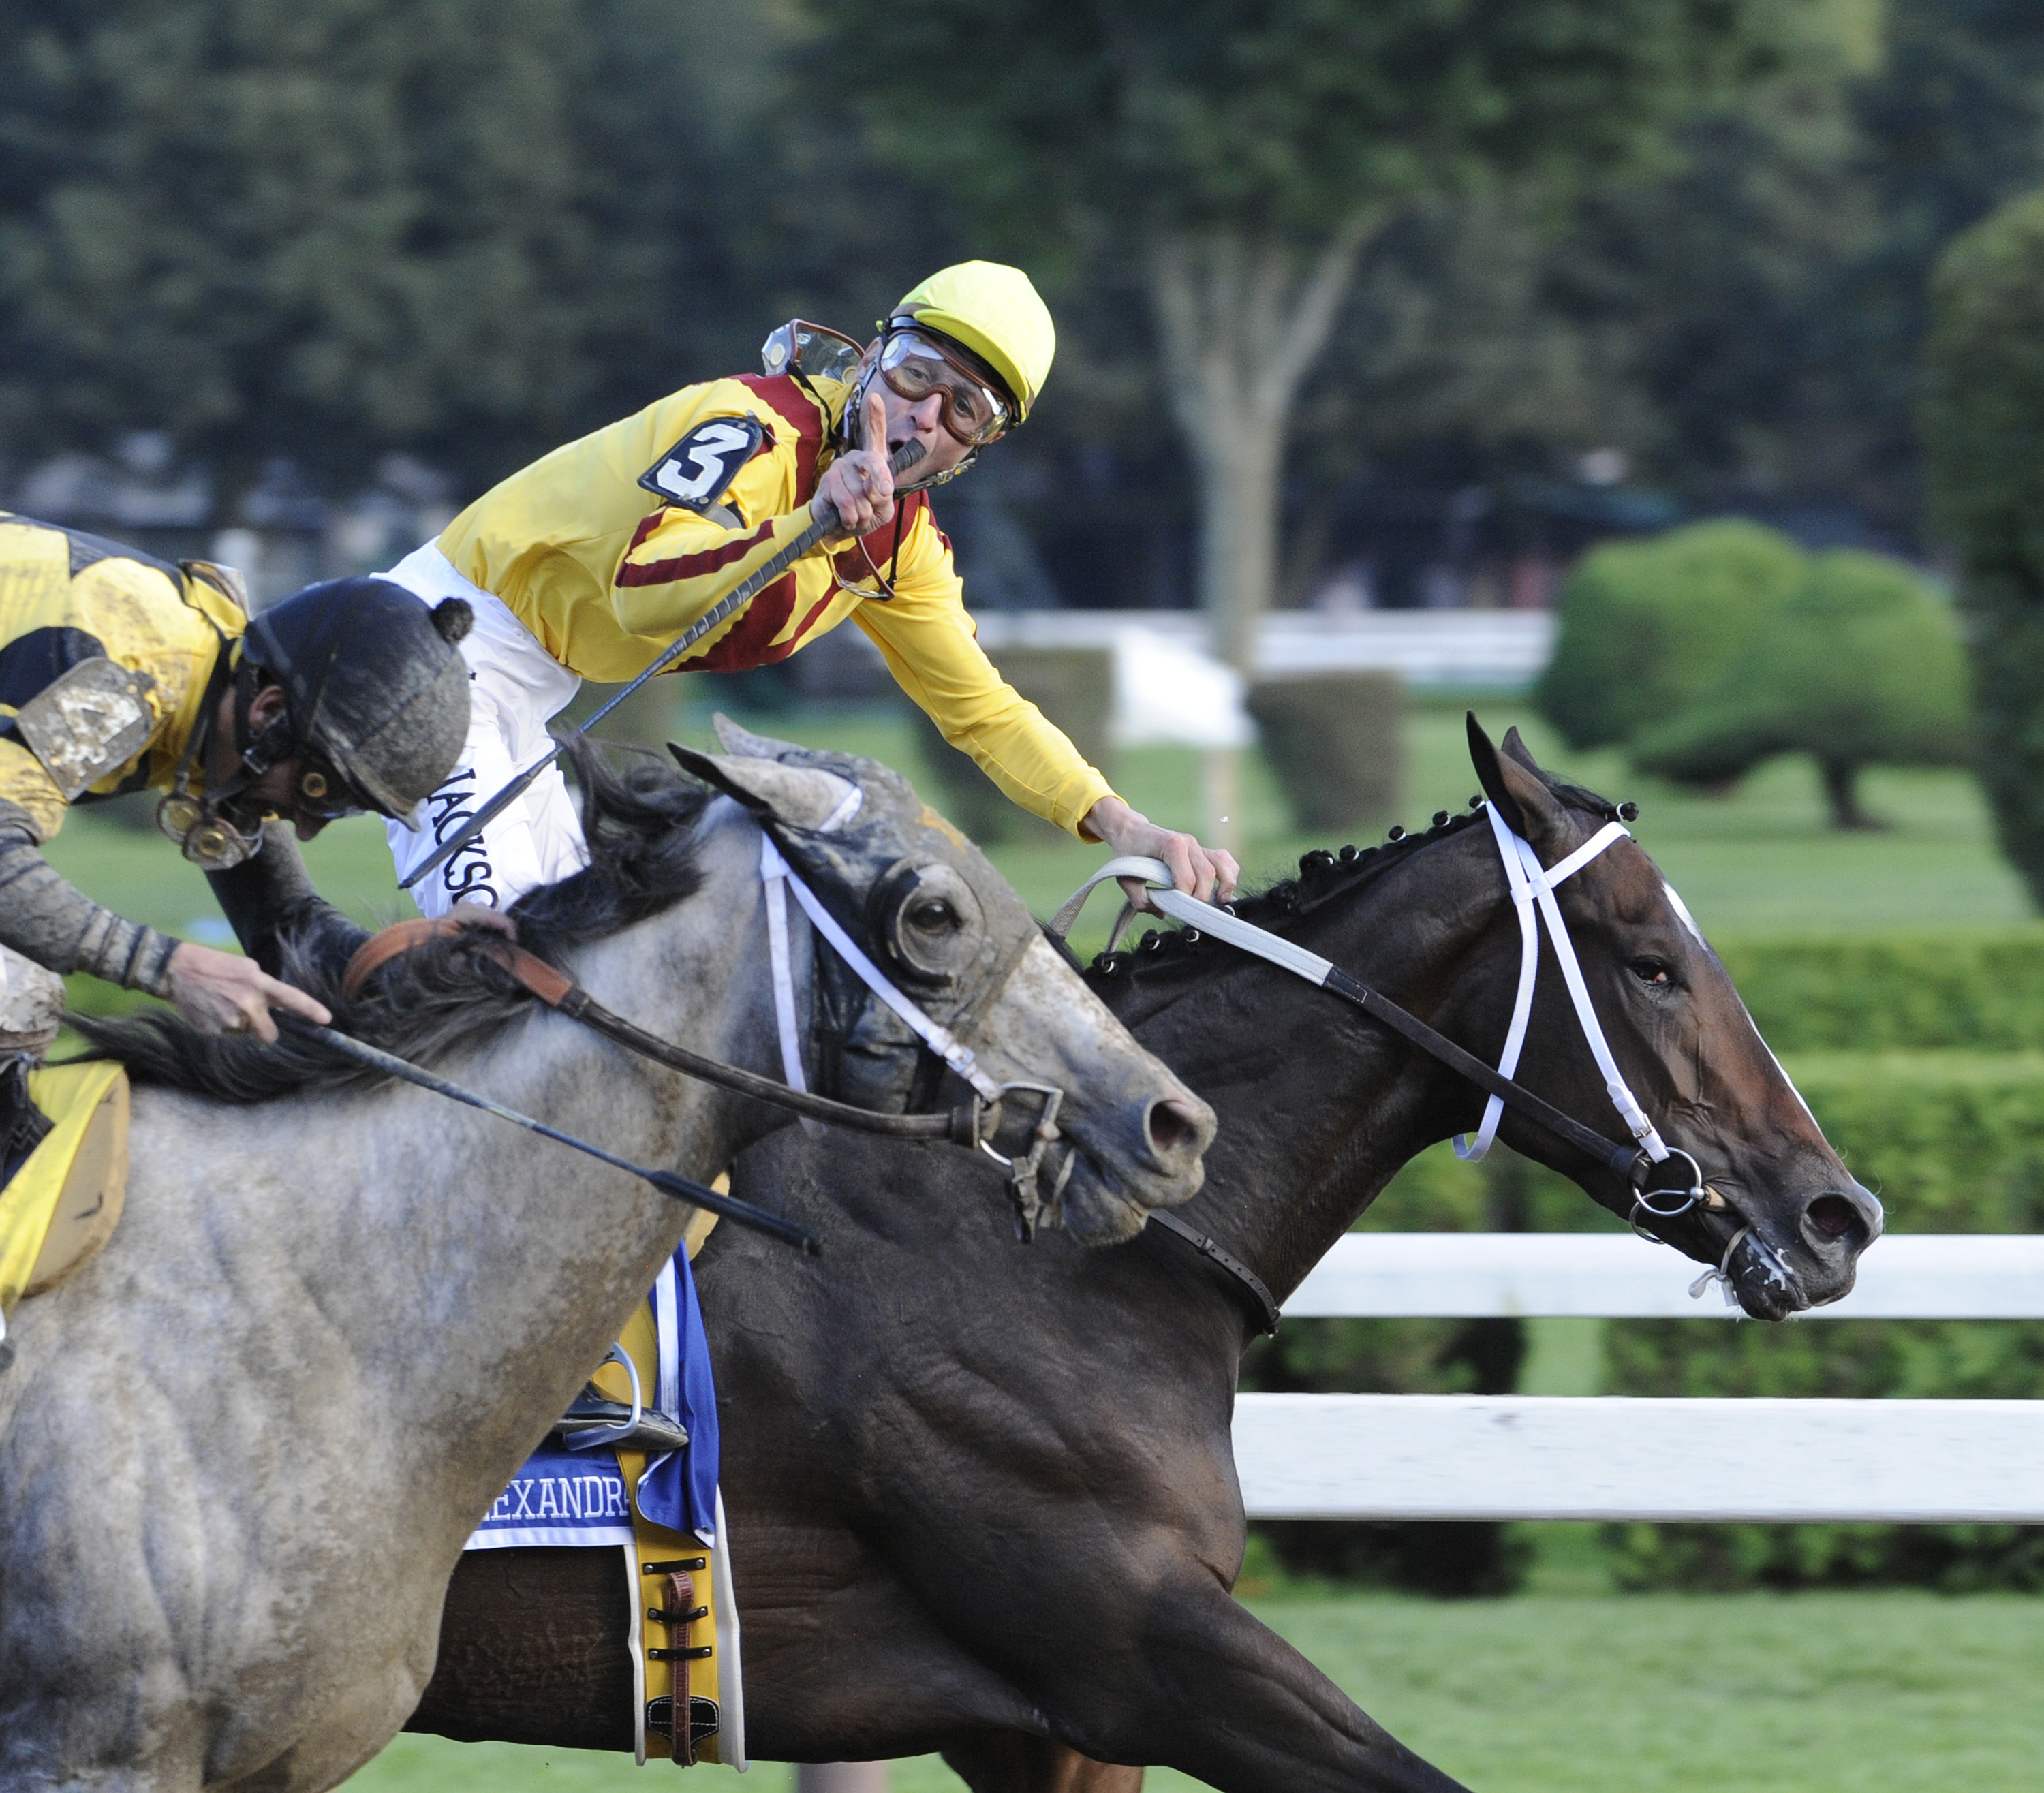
[797,1766,891,1793]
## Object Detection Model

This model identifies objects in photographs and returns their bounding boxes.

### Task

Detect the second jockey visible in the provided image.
[377,260,1239,916]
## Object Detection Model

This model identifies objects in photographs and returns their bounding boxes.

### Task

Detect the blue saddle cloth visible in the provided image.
[466,1241,721,1550]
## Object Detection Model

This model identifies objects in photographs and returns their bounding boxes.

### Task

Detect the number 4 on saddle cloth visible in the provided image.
[464,1198,743,1768]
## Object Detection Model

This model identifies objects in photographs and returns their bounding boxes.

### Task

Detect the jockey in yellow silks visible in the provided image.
[379,262,1239,914]
[0,514,471,1042]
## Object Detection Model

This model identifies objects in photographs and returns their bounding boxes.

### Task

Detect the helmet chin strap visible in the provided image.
[158,649,304,869]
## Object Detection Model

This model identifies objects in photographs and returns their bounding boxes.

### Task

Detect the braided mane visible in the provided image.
[1084,771,1629,989]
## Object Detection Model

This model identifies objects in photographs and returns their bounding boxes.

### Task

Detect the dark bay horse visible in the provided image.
[411,722,1879,1790]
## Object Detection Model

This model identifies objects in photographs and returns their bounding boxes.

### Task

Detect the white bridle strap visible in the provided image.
[759,833,1004,1103]
[1053,817,1670,1167]
[1050,857,1339,985]
[1453,807,1664,1162]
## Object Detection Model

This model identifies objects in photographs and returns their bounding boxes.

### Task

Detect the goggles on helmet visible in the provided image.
[876,330,1012,447]
[289,755,369,823]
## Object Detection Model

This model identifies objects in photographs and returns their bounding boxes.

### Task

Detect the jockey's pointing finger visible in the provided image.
[865,389,891,484]
[260,972,332,1028]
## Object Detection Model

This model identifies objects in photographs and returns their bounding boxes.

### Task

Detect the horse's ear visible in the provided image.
[711,713,799,761]
[668,743,861,832]
[1467,713,1570,851]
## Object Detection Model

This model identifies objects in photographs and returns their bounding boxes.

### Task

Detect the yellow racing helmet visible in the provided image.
[888,262,1055,424]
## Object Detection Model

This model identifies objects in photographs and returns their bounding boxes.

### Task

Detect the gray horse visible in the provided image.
[0,728,1211,1792]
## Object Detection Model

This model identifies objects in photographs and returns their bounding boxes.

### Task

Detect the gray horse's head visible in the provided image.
[672,717,1213,1243]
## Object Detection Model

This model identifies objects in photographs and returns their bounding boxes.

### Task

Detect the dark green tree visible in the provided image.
[1536,518,1807,751]
[807,0,1824,671]
[0,0,941,500]
[1631,548,1970,829]
[1923,187,2044,903]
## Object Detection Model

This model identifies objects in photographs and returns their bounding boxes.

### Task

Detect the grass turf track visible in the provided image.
[350,1589,2044,1791]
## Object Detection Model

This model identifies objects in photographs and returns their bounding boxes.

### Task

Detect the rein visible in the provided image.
[341,918,993,1148]
[1051,813,1714,1330]
[345,816,1068,1224]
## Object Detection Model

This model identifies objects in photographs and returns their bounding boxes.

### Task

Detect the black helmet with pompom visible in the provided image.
[243,578,472,818]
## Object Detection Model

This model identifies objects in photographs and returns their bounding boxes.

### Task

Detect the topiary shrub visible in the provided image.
[1536,518,1806,751]
[1245,673,1405,834]
[1630,549,1970,829]
[1924,187,2044,909]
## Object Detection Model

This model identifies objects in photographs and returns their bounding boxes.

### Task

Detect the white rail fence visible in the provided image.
[799,1236,2037,1788]
[1234,1234,2044,1524]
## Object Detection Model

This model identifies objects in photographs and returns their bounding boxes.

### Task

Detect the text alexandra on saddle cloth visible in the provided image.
[475,1212,742,1769]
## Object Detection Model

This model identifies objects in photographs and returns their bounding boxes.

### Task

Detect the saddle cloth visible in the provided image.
[464,1202,742,1768]
[0,1061,129,1315]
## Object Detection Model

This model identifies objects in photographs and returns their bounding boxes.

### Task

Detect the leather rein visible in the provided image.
[341,917,1003,1151]
[1052,820,1728,1337]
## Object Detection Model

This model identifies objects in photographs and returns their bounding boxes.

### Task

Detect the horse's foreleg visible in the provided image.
[1026,1571,1469,1793]
[940,1734,1144,1793]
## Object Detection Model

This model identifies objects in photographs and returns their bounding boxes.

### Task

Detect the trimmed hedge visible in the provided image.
[1246,674,1405,834]
[1536,519,1806,752]
[1713,931,2044,1052]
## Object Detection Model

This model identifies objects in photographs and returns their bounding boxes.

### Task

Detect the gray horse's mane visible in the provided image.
[72,743,715,1103]
[1086,768,1627,988]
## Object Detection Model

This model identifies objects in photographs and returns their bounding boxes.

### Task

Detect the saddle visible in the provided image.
[0,1060,131,1356]
[0,946,130,1366]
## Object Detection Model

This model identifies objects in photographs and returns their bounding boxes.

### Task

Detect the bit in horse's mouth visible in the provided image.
[1728,1230,1810,1318]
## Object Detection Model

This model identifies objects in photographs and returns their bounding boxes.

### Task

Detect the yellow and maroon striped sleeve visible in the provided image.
[854,503,1115,837]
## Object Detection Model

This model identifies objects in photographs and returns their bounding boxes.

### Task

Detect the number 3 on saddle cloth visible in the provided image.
[463,1202,743,1768]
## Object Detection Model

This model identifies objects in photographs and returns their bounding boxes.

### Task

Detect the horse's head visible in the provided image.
[1464,717,1880,1318]
[670,717,1213,1243]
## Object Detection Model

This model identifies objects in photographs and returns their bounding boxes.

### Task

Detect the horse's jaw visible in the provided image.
[965,936,1213,1243]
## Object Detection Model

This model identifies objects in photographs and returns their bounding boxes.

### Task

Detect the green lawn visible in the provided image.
[352,1589,2044,1792]
[46,694,2034,958]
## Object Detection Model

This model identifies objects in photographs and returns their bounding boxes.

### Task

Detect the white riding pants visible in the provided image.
[377,544,590,917]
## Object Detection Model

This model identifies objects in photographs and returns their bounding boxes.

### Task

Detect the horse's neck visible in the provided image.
[183,810,782,1508]
[1126,828,1515,1303]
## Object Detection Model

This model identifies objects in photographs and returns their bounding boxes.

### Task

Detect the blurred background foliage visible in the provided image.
[1538,519,1970,828]
[5,0,2044,570]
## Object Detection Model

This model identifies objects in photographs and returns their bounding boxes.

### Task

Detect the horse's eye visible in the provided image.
[908,899,959,934]
[1630,957,1671,986]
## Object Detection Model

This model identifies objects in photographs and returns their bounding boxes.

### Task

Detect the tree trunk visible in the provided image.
[1145,215,1382,674]
[1820,757,1883,830]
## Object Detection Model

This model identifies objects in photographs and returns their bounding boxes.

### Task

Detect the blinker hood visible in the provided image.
[668,717,1038,1029]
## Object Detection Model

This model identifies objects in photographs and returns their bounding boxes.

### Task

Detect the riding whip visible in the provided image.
[285,1017,821,1254]
[400,439,927,892]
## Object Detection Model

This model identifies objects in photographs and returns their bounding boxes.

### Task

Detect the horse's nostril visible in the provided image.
[1147,1098,1201,1159]
[1805,1194,1859,1241]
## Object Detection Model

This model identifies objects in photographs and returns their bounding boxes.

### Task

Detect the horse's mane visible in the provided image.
[72,743,716,1103]
[1084,768,1626,989]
